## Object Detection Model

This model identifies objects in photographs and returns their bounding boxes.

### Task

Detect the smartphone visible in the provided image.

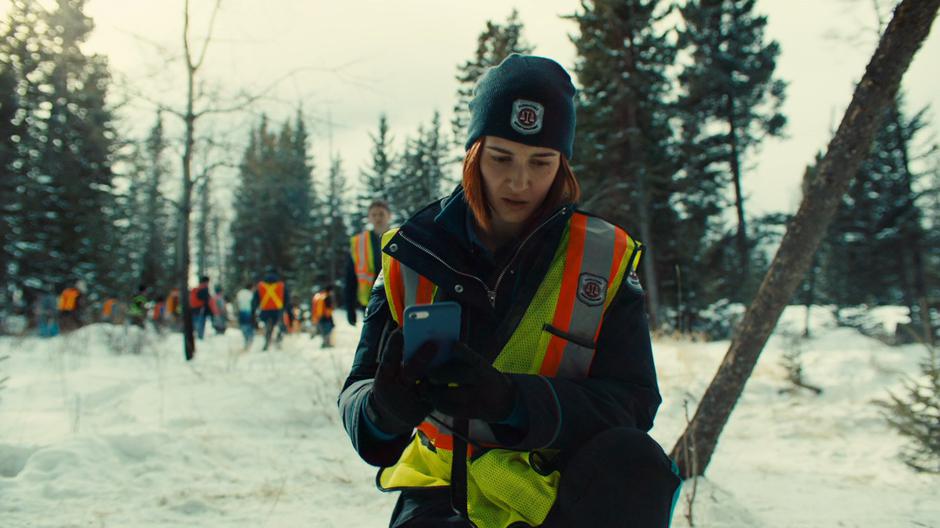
[403,301,462,369]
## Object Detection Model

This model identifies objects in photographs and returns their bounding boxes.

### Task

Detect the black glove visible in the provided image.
[365,329,435,436]
[347,307,357,326]
[425,342,518,423]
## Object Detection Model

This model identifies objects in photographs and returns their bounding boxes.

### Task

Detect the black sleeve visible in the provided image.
[337,274,412,467]
[505,284,661,453]
[344,252,358,311]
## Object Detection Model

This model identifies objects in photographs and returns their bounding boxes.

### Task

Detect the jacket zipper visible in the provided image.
[396,206,568,308]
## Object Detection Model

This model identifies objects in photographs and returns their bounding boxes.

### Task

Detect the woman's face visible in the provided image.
[479,135,561,228]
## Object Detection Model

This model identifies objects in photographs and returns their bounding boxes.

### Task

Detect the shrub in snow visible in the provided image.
[778,331,823,396]
[876,345,940,473]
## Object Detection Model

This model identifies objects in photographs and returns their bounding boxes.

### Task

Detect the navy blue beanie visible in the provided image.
[465,54,577,160]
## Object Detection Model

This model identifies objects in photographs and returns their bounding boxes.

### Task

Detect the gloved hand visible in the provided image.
[347,307,357,326]
[425,342,518,423]
[366,329,435,436]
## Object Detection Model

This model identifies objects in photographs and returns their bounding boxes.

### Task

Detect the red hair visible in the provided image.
[462,137,580,234]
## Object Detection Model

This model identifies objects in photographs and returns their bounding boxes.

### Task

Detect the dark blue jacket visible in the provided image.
[337,186,661,469]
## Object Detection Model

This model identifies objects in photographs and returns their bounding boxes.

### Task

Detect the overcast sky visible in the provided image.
[5,0,940,219]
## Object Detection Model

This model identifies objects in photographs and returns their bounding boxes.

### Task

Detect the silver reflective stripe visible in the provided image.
[430,411,454,429]
[402,264,420,310]
[557,216,617,378]
[426,413,499,446]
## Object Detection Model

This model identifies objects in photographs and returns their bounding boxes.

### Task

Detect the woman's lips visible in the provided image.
[502,197,528,209]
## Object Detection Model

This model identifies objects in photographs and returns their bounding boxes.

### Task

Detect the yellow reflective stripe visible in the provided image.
[381,229,401,325]
[259,282,284,310]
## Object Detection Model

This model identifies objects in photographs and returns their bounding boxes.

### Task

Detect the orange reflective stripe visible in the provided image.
[540,214,587,376]
[417,421,453,451]
[416,275,435,305]
[387,258,405,324]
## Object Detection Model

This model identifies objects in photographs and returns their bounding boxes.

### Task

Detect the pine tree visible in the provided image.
[358,114,395,218]
[324,155,349,285]
[819,96,932,319]
[569,0,679,329]
[677,0,787,296]
[228,114,318,293]
[390,112,448,219]
[285,109,318,295]
[452,10,533,149]
[876,344,940,473]
[139,112,171,292]
[1,0,118,303]
[0,42,20,300]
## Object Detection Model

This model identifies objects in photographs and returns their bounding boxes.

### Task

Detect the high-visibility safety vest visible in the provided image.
[102,298,116,318]
[166,290,179,315]
[312,292,333,322]
[58,288,80,312]
[257,281,285,311]
[377,212,642,528]
[350,231,377,307]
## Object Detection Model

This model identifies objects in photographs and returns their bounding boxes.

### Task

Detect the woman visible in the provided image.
[338,54,680,528]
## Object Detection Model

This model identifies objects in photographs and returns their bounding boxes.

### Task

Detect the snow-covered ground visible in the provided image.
[0,307,937,527]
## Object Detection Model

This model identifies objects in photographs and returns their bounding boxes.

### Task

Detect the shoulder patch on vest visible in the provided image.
[577,272,608,307]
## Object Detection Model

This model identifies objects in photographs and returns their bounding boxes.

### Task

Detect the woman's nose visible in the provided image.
[507,165,528,192]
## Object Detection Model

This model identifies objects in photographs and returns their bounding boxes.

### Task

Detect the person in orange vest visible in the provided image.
[344,199,392,327]
[100,297,118,324]
[252,268,290,351]
[151,295,166,329]
[57,281,83,332]
[336,55,678,527]
[165,288,181,329]
[311,285,335,348]
[190,276,217,340]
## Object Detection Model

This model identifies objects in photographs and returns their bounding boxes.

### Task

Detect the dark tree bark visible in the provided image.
[670,0,940,478]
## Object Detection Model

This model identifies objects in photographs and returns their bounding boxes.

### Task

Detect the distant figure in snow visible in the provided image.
[235,283,255,350]
[211,285,228,335]
[311,285,335,348]
[252,268,290,351]
[345,199,392,327]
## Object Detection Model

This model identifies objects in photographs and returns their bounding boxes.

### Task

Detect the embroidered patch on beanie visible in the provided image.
[510,99,544,135]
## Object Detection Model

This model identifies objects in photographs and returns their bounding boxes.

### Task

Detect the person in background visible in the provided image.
[235,282,255,350]
[151,294,166,330]
[190,276,216,340]
[165,288,181,330]
[252,268,289,351]
[128,284,149,328]
[337,54,679,527]
[211,285,228,335]
[312,285,335,348]
[57,281,83,332]
[36,287,59,338]
[345,200,391,327]
[101,297,118,324]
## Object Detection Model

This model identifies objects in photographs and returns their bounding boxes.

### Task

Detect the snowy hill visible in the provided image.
[0,307,937,527]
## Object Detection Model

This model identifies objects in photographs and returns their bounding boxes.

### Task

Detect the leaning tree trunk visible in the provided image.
[670,0,940,478]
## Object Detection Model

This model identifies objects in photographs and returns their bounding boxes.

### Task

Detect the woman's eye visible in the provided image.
[531,160,551,167]
[493,157,511,164]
